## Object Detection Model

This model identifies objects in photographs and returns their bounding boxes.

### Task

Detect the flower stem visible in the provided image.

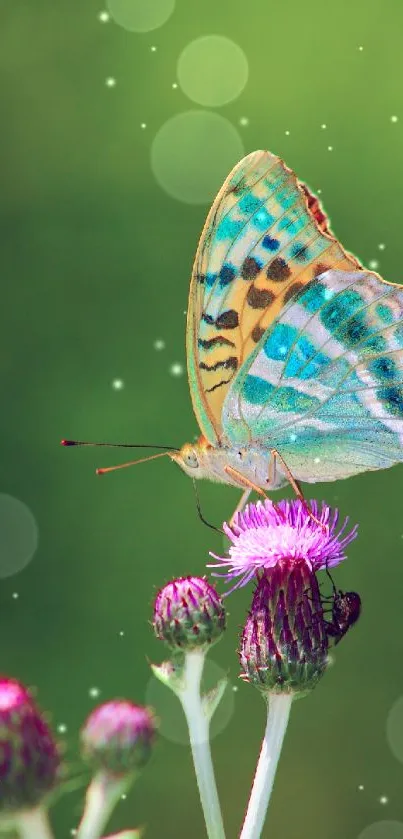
[76,771,130,839]
[178,650,226,839]
[15,807,55,839]
[240,693,292,839]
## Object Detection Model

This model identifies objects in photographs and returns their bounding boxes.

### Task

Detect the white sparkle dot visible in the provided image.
[279,346,287,355]
[140,122,147,129]
[121,793,127,800]
[239,117,249,127]
[89,687,100,699]
[391,115,399,123]
[317,188,322,194]
[151,45,157,52]
[119,630,125,637]
[98,10,110,22]
[378,243,386,250]
[154,338,165,350]
[326,654,335,667]
[71,831,77,837]
[12,592,19,600]
[321,123,327,129]
[285,130,290,136]
[314,457,321,463]
[369,259,379,269]
[170,362,184,377]
[57,724,67,734]
[328,145,333,151]
[289,433,297,442]
[112,378,124,390]
[232,685,239,692]
[105,77,116,88]
[379,796,389,805]
[358,45,364,51]
[358,784,365,791]
[172,82,178,89]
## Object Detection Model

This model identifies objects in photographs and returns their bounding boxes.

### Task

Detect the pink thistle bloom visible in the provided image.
[81,701,156,775]
[0,677,60,812]
[208,499,357,592]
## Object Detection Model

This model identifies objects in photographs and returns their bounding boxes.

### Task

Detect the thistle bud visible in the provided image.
[81,701,156,775]
[0,677,60,812]
[153,576,225,650]
[240,560,328,697]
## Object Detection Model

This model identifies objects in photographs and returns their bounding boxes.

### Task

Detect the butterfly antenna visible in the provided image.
[192,480,222,534]
[61,440,176,450]
[60,439,178,476]
[96,451,173,475]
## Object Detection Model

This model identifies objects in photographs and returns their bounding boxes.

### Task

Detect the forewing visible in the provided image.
[186,150,360,445]
[222,269,403,480]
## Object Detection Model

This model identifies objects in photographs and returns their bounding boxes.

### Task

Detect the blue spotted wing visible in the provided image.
[187,150,360,446]
[222,269,403,481]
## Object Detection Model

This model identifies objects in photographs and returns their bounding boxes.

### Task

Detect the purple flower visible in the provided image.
[81,701,157,775]
[240,562,329,695]
[0,677,60,812]
[209,499,357,592]
[153,576,226,649]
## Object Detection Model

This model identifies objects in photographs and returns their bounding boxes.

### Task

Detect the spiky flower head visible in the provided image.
[81,701,156,776]
[153,576,226,650]
[209,499,357,591]
[240,562,329,697]
[210,499,358,697]
[0,676,60,813]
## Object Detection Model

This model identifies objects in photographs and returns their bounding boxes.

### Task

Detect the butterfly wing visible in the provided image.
[187,150,361,446]
[222,269,403,481]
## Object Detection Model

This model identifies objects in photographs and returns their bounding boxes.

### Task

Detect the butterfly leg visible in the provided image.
[229,488,252,526]
[269,448,326,530]
[224,466,267,526]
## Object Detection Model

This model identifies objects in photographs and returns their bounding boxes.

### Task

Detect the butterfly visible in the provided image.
[169,149,403,514]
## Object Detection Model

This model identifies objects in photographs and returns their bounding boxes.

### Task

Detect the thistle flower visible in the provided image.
[153,576,226,650]
[240,562,328,696]
[225,500,359,839]
[81,701,156,775]
[209,499,358,695]
[209,498,357,592]
[0,676,60,813]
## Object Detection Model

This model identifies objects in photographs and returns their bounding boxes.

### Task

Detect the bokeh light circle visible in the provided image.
[151,110,244,204]
[0,494,38,578]
[386,696,403,762]
[106,0,175,32]
[177,36,248,107]
[357,822,403,839]
[145,658,235,745]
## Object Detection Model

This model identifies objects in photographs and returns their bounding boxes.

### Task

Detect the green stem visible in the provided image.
[178,650,226,839]
[76,771,130,839]
[240,694,292,839]
[15,807,55,839]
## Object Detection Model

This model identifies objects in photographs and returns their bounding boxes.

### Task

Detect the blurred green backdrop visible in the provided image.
[1,0,403,837]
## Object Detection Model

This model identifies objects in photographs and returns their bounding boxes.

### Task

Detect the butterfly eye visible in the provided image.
[185,450,199,469]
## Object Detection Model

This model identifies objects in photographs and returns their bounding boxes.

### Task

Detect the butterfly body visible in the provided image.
[171,438,287,490]
[175,149,403,501]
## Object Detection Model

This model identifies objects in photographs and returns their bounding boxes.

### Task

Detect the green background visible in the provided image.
[1,0,403,836]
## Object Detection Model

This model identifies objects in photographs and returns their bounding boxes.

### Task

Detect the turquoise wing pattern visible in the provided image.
[222,269,403,481]
[186,150,360,447]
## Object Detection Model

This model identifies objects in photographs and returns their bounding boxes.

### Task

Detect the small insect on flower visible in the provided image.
[325,589,362,645]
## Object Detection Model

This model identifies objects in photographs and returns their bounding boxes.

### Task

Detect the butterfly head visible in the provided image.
[170,437,212,480]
